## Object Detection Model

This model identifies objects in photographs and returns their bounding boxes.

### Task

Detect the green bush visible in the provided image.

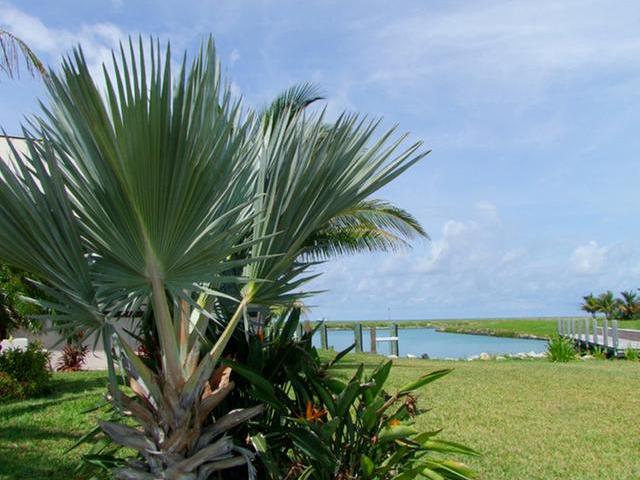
[592,346,607,360]
[0,371,20,399]
[624,347,639,362]
[547,336,576,362]
[0,342,51,399]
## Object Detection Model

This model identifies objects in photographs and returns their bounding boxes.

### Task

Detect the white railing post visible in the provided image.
[612,320,619,351]
[577,320,582,343]
[592,319,598,345]
[569,319,574,337]
[583,318,589,343]
[603,318,609,348]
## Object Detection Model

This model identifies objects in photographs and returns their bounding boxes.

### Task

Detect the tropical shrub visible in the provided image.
[56,342,89,372]
[0,342,50,399]
[0,263,41,340]
[277,362,478,479]
[547,336,576,362]
[217,309,477,479]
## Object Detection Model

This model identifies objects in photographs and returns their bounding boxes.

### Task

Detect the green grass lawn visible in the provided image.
[2,358,639,479]
[0,372,107,480]
[428,317,570,338]
[429,318,640,339]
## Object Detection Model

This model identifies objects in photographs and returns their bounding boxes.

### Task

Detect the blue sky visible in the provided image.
[2,0,639,320]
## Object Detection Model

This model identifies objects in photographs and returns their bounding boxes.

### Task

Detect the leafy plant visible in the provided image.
[0,264,41,340]
[56,342,89,372]
[0,341,50,399]
[592,346,607,360]
[547,336,576,362]
[283,362,478,479]
[221,309,477,479]
[0,371,20,400]
[623,347,639,362]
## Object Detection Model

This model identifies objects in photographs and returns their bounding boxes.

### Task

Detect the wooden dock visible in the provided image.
[558,318,640,355]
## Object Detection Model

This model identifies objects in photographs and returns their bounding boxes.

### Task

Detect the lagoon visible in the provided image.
[312,327,547,359]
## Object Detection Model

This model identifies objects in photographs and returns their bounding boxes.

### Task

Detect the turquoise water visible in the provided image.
[312,327,547,359]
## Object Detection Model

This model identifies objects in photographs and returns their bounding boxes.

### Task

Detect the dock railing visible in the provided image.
[315,322,400,357]
[558,317,640,355]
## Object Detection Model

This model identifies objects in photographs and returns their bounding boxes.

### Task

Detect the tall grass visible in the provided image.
[547,336,576,362]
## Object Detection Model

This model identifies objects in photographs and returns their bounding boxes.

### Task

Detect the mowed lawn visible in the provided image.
[1,358,639,479]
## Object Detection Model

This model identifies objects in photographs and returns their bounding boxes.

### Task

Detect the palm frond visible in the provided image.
[301,199,427,261]
[244,110,429,306]
[0,30,46,79]
[261,82,324,127]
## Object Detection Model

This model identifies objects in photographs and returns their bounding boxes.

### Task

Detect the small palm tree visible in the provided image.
[0,38,426,478]
[581,293,598,319]
[617,290,639,320]
[595,291,618,320]
[0,30,45,79]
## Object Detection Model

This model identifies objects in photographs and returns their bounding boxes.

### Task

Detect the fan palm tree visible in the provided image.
[580,293,598,319]
[0,29,46,79]
[0,38,426,479]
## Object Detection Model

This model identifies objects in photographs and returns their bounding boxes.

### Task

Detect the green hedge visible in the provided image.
[0,342,51,400]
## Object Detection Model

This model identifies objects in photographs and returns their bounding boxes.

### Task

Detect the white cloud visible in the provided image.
[570,241,611,275]
[229,48,240,65]
[367,0,640,102]
[0,2,129,76]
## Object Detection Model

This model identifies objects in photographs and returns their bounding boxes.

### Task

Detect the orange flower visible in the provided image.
[388,418,401,426]
[303,400,327,423]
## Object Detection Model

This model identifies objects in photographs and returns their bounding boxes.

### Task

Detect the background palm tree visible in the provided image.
[580,293,598,319]
[616,290,638,320]
[0,38,426,479]
[595,291,618,320]
[0,29,45,79]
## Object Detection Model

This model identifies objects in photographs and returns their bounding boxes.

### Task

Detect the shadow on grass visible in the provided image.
[0,373,108,417]
[0,440,82,480]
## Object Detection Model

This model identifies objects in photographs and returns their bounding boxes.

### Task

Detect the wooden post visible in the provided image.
[612,320,619,351]
[370,326,377,354]
[391,323,399,357]
[583,318,589,343]
[603,318,609,348]
[592,319,598,345]
[354,322,363,353]
[320,323,328,350]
